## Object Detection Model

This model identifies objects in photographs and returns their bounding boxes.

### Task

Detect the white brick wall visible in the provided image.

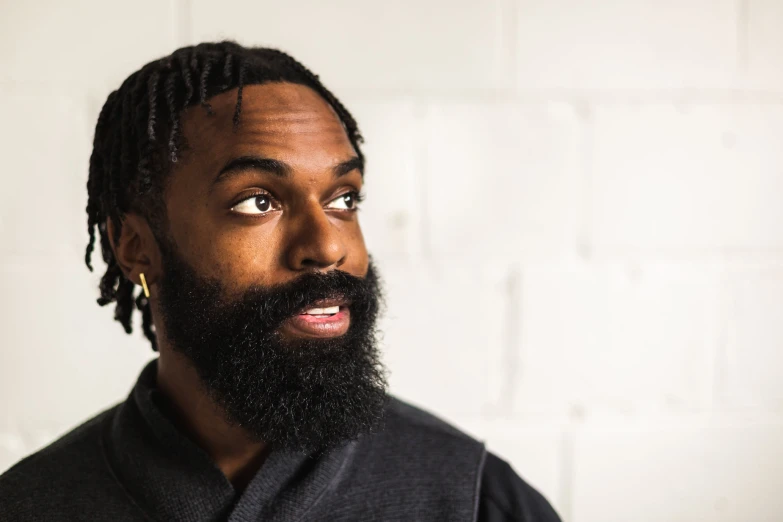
[571,417,783,522]
[516,0,740,90]
[377,257,510,415]
[424,102,584,258]
[591,103,783,251]
[515,261,720,415]
[0,1,179,96]
[2,1,783,521]
[349,99,424,257]
[745,0,783,89]
[189,0,513,91]
[721,261,783,410]
[0,89,91,257]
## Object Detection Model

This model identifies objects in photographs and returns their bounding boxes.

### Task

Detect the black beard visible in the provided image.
[156,243,388,453]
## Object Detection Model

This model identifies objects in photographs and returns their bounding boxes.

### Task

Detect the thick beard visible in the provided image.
[156,242,389,453]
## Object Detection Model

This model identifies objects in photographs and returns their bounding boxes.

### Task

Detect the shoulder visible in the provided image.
[0,405,117,482]
[380,395,485,449]
[0,405,123,520]
[478,452,562,522]
[332,396,487,519]
[354,394,486,477]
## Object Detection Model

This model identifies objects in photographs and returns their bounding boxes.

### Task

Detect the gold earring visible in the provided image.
[139,272,150,298]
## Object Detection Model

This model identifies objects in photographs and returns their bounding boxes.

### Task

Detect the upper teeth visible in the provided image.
[304,306,340,315]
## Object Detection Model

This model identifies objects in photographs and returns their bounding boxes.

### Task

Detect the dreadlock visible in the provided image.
[85,41,365,352]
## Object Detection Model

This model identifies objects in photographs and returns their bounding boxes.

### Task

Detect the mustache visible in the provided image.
[212,262,381,331]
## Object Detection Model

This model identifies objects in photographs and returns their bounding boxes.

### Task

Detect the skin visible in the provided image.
[107,82,370,492]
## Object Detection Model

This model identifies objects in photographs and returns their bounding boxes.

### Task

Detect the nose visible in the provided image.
[285,200,347,271]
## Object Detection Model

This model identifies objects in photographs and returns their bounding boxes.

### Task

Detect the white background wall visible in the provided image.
[2,1,783,520]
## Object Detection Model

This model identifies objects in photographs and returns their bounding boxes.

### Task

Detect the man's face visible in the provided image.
[152,82,387,452]
[165,82,369,322]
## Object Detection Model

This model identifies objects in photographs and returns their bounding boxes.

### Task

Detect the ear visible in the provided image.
[106,213,162,298]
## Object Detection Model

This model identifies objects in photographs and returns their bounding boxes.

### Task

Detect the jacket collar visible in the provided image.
[102,358,357,522]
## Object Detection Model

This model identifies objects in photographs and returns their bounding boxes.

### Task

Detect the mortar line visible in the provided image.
[503,0,519,90]
[175,0,193,48]
[737,0,749,74]
[558,427,575,522]
[336,87,783,105]
[577,99,594,262]
[712,260,730,412]
[497,264,522,415]
[414,101,432,259]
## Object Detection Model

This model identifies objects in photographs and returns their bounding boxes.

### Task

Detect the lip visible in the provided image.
[282,300,352,339]
[294,297,350,315]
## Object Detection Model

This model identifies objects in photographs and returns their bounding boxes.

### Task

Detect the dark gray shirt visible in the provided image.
[0,358,560,521]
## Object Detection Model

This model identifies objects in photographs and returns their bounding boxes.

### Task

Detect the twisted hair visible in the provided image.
[85,41,365,351]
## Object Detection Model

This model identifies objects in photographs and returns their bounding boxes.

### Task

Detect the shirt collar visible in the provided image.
[102,357,357,522]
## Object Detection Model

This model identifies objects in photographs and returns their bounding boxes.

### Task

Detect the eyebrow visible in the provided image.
[212,155,364,187]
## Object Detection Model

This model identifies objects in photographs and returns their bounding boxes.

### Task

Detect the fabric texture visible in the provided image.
[0,358,560,521]
[477,453,562,522]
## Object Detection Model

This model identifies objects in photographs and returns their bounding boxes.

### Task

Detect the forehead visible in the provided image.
[177,82,355,169]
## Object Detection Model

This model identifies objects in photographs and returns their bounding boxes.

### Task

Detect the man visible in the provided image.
[0,41,560,521]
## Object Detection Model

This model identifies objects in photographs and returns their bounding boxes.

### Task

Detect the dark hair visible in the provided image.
[85,40,364,351]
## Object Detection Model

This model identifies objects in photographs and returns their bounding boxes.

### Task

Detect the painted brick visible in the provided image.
[721,262,783,409]
[571,418,783,522]
[514,261,719,414]
[592,103,783,251]
[425,102,583,258]
[376,257,510,416]
[0,1,177,96]
[0,256,153,429]
[189,0,513,91]
[745,0,783,89]
[0,91,92,257]
[345,100,423,258]
[516,0,739,89]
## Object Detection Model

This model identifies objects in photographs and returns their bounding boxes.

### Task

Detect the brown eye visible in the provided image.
[232,194,275,215]
[326,192,361,210]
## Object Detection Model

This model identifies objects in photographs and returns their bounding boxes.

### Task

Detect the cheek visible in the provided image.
[342,223,370,273]
[168,211,282,286]
[203,227,283,286]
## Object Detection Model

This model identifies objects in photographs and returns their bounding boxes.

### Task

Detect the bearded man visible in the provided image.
[0,41,560,522]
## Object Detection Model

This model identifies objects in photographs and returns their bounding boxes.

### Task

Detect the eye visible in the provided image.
[231,193,278,215]
[326,191,364,211]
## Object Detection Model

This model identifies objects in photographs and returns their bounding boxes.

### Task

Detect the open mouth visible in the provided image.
[300,304,342,318]
[283,298,352,338]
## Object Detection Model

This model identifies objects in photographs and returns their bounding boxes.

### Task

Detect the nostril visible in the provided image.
[300,258,326,269]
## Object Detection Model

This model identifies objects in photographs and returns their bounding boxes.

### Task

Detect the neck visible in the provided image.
[155,346,270,492]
